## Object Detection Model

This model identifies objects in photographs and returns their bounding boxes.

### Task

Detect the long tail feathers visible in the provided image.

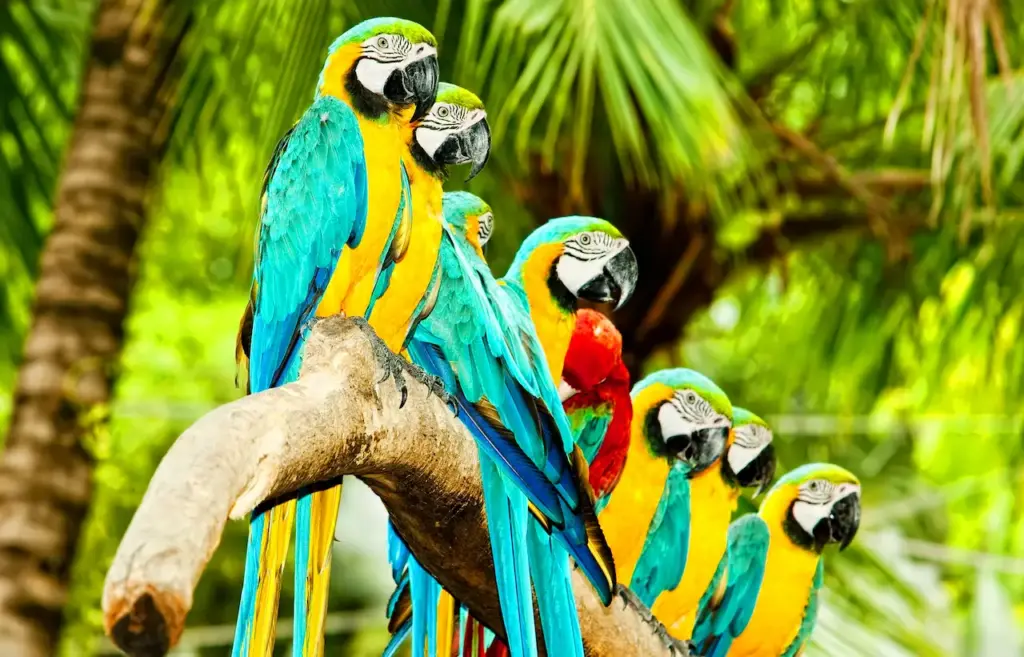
[293,482,343,657]
[436,589,456,657]
[527,522,584,657]
[480,456,539,657]
[232,500,295,657]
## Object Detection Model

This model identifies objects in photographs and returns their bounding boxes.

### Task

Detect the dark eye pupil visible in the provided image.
[378,38,387,47]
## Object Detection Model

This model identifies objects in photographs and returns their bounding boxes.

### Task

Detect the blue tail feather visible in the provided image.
[232,510,267,657]
[480,456,538,657]
[527,523,584,657]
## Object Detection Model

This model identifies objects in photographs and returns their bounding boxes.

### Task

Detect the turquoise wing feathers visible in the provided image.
[394,221,612,657]
[782,560,823,657]
[692,514,771,657]
[249,96,368,393]
[629,460,692,607]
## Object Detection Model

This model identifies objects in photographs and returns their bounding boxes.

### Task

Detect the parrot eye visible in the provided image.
[809,481,819,492]
[579,233,592,246]
[437,106,450,118]
[685,391,697,403]
[376,36,389,48]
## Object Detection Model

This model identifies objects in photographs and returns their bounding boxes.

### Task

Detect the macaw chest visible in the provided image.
[653,471,733,639]
[317,121,405,319]
[729,546,819,657]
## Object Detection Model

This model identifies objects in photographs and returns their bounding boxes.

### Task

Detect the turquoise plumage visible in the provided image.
[385,193,613,657]
[233,94,368,655]
[629,461,692,608]
[691,515,772,656]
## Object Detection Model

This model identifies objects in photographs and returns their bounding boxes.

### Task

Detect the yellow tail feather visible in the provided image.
[301,483,344,657]
[436,590,456,657]
[250,500,295,656]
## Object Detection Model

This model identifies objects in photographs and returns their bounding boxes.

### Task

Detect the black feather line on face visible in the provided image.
[345,65,390,119]
[546,259,578,314]
[409,137,448,180]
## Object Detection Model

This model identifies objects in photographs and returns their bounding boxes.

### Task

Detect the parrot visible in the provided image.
[691,463,862,657]
[387,204,640,657]
[723,407,777,499]
[291,82,492,656]
[484,308,634,657]
[597,368,741,649]
[559,308,633,506]
[231,17,443,657]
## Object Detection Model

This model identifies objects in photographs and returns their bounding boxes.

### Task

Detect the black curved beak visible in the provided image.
[737,444,777,497]
[813,493,861,552]
[385,54,439,121]
[577,246,639,310]
[667,425,729,475]
[434,117,491,181]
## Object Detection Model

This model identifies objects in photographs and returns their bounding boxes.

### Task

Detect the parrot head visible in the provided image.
[441,191,494,258]
[763,463,862,554]
[724,407,777,497]
[508,217,639,311]
[631,368,732,477]
[320,18,439,121]
[560,309,625,400]
[414,83,492,181]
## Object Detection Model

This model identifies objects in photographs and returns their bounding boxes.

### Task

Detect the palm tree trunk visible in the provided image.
[0,1,191,654]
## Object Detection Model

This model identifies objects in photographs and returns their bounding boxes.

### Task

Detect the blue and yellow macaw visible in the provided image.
[691,463,861,657]
[232,17,441,657]
[723,408,777,499]
[388,201,640,657]
[382,191,495,657]
[598,369,738,645]
[291,82,492,656]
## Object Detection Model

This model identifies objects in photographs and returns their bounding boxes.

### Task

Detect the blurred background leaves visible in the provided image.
[1,0,1023,654]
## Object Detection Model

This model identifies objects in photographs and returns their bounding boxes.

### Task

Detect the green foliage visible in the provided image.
[1,0,1023,654]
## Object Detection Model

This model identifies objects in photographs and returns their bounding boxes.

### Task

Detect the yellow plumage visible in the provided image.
[724,485,819,657]
[518,243,576,380]
[247,43,417,656]
[599,382,738,641]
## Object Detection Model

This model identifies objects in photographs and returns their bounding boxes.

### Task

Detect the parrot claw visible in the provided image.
[351,317,410,407]
[399,360,456,413]
[615,585,693,656]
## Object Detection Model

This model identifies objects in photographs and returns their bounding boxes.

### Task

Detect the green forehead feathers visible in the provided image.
[442,191,491,231]
[436,83,486,110]
[732,407,769,428]
[506,216,625,275]
[774,462,860,489]
[632,368,733,419]
[331,17,437,52]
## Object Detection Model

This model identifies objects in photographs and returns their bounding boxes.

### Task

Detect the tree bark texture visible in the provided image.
[0,1,191,654]
[102,317,682,657]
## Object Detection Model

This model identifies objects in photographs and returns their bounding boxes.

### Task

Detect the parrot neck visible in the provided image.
[504,244,577,380]
[407,135,449,181]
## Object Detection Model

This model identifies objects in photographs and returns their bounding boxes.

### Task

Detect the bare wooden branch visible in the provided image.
[101,316,680,657]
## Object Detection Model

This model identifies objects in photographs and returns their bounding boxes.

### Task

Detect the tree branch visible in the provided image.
[101,316,682,657]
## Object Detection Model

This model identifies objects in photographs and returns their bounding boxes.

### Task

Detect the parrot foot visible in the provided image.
[351,317,412,407]
[400,361,457,416]
[615,585,693,656]
[349,317,455,413]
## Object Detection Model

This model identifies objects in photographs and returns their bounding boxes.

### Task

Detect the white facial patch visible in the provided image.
[558,379,579,402]
[657,389,730,440]
[727,423,773,473]
[415,106,487,158]
[354,58,401,95]
[354,35,437,96]
[477,212,494,246]
[555,233,630,297]
[793,479,862,535]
